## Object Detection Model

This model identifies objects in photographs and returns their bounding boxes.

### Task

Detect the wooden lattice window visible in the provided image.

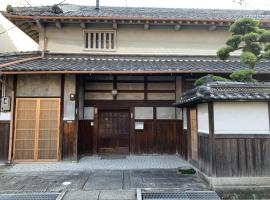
[84,30,116,51]
[14,98,60,161]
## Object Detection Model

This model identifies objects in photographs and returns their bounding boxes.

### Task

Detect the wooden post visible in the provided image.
[208,102,215,177]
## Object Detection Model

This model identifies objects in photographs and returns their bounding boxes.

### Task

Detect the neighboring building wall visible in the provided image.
[45,26,229,55]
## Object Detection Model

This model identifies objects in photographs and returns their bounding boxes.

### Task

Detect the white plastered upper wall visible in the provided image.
[44,26,233,55]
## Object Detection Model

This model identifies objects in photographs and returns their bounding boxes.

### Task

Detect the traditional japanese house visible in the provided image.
[0,3,270,167]
[175,82,270,188]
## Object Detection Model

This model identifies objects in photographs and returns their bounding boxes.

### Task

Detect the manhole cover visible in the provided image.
[139,191,220,200]
[0,193,61,200]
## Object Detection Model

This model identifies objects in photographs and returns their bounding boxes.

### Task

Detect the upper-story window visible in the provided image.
[84,30,116,51]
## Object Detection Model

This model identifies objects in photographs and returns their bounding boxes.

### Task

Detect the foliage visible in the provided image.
[217,18,270,69]
[194,74,230,87]
[229,69,257,82]
[240,52,257,66]
[6,5,13,13]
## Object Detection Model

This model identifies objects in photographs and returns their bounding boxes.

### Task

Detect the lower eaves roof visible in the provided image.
[1,52,270,74]
[175,82,270,107]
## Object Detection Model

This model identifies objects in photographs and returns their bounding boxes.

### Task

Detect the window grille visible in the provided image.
[84,31,116,50]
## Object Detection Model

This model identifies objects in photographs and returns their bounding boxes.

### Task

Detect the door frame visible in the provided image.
[95,107,131,154]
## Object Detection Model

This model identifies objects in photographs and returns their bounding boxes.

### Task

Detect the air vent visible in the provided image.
[0,193,61,200]
[137,189,220,200]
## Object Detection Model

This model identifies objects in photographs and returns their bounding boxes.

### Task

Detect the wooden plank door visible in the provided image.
[190,108,198,161]
[14,98,60,161]
[98,110,130,154]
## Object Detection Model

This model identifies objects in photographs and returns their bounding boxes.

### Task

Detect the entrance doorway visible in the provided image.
[98,109,130,154]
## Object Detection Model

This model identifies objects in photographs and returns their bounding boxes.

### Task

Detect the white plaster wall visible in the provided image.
[16,75,61,97]
[46,26,229,55]
[214,102,270,134]
[197,103,209,134]
[63,75,76,121]
[0,112,10,121]
[183,108,187,129]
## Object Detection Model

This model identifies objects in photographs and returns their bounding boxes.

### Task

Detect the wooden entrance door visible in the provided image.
[98,110,130,154]
[13,98,60,161]
[189,108,198,161]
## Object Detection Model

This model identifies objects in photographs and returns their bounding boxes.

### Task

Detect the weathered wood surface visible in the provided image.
[198,134,211,176]
[133,120,181,154]
[62,121,76,160]
[179,129,188,159]
[213,136,270,177]
[0,122,9,161]
[78,120,93,155]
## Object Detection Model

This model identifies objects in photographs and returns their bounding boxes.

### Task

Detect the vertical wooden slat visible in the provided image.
[93,33,96,49]
[34,99,40,160]
[98,32,101,49]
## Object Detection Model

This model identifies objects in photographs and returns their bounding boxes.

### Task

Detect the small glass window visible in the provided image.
[156,107,176,119]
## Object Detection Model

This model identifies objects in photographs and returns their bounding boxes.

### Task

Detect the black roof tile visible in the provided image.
[1,53,270,74]
[6,4,270,21]
[175,82,270,106]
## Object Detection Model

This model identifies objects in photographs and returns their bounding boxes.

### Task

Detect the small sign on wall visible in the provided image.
[135,121,144,130]
[1,96,11,112]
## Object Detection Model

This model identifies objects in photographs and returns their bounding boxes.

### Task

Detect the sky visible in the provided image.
[1,0,270,10]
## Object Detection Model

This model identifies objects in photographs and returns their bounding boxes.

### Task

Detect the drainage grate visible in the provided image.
[140,191,220,200]
[0,193,61,200]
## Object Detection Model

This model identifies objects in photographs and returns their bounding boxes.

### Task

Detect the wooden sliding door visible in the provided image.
[98,110,130,154]
[14,98,60,161]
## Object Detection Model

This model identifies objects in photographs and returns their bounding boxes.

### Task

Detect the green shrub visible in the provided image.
[217,46,234,60]
[259,31,270,43]
[242,32,259,44]
[229,69,257,82]
[194,75,229,87]
[229,18,259,35]
[240,52,257,67]
[226,35,242,48]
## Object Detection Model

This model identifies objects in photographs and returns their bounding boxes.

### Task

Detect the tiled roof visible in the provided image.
[6,4,270,21]
[175,82,270,106]
[1,53,270,74]
[0,51,41,65]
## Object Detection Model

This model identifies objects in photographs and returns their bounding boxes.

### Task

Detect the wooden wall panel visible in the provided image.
[198,134,211,176]
[133,120,181,154]
[213,136,270,177]
[134,121,155,154]
[62,121,76,160]
[155,120,177,154]
[0,122,10,161]
[78,120,93,156]
[179,129,188,159]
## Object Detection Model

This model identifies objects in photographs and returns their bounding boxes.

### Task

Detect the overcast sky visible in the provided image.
[1,0,270,10]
